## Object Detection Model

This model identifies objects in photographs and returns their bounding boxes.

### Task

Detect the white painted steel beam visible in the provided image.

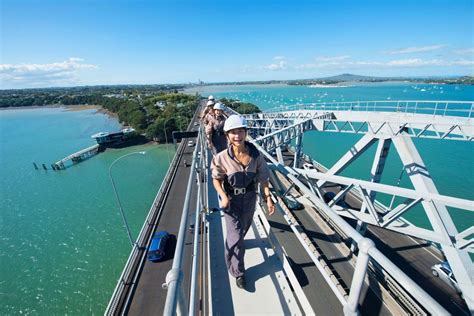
[246,102,474,141]
[299,170,474,212]
[392,135,474,311]
[331,206,448,244]
[356,138,392,236]
[328,184,354,207]
[242,104,472,312]
[251,140,449,315]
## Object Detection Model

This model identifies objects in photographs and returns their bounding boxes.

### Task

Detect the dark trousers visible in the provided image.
[223,193,256,278]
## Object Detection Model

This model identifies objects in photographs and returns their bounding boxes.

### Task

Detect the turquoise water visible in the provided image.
[186,81,473,109]
[186,83,474,230]
[0,108,174,314]
[1,83,473,314]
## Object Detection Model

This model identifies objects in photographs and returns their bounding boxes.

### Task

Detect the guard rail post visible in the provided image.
[343,238,375,316]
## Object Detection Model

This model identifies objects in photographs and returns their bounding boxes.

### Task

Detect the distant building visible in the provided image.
[91,128,136,146]
[103,93,126,99]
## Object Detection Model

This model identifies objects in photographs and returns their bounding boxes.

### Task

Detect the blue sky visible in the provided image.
[1,0,473,89]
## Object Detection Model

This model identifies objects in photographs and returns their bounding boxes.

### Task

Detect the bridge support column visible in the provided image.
[354,138,391,244]
[344,238,375,316]
[293,128,303,169]
[275,146,284,165]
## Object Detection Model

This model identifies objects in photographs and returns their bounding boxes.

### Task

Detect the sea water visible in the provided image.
[1,82,473,314]
[186,81,473,108]
[186,82,474,230]
[0,108,174,314]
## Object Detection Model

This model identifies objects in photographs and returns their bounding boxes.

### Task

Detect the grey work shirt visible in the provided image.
[205,114,228,153]
[205,114,226,139]
[202,111,214,125]
[211,142,270,194]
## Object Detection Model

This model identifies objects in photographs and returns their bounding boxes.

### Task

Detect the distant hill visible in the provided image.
[315,73,395,81]
[286,73,473,86]
[285,73,395,85]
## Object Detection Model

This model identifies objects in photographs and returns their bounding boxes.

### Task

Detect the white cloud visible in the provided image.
[293,55,351,69]
[386,58,429,66]
[316,55,350,62]
[451,60,474,66]
[292,57,473,70]
[244,51,472,77]
[454,48,474,55]
[0,58,98,88]
[265,60,288,70]
[386,58,474,67]
[385,45,447,55]
[69,57,85,62]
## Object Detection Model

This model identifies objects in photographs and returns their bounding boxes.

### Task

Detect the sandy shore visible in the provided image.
[0,104,119,119]
[0,105,60,111]
[62,104,102,112]
[1,104,100,111]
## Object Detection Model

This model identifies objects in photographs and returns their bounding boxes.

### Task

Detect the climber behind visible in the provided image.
[205,102,228,154]
[201,99,215,125]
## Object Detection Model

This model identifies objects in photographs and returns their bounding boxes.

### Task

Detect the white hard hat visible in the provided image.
[224,115,247,132]
[213,103,224,110]
[206,100,215,106]
[208,95,215,100]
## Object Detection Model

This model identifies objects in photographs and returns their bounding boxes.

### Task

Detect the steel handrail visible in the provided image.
[163,126,202,315]
[264,100,474,118]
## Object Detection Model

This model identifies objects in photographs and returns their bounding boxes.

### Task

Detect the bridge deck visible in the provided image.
[109,104,471,315]
[207,209,300,314]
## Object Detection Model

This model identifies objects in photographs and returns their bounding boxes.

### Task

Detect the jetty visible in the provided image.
[54,144,101,169]
[50,128,136,170]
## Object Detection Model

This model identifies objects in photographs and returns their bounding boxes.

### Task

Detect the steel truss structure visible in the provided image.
[244,101,474,311]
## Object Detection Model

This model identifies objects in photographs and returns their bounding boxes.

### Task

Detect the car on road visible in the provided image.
[303,163,316,170]
[147,231,170,262]
[431,261,462,294]
[282,195,304,210]
[194,122,199,126]
[187,140,195,147]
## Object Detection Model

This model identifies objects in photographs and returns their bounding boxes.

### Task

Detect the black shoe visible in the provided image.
[236,276,246,289]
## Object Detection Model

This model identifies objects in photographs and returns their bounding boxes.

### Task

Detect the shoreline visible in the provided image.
[0,104,101,111]
[0,104,119,119]
[62,104,102,112]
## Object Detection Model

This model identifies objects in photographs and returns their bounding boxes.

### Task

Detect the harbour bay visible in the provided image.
[1,82,473,314]
[0,108,174,314]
